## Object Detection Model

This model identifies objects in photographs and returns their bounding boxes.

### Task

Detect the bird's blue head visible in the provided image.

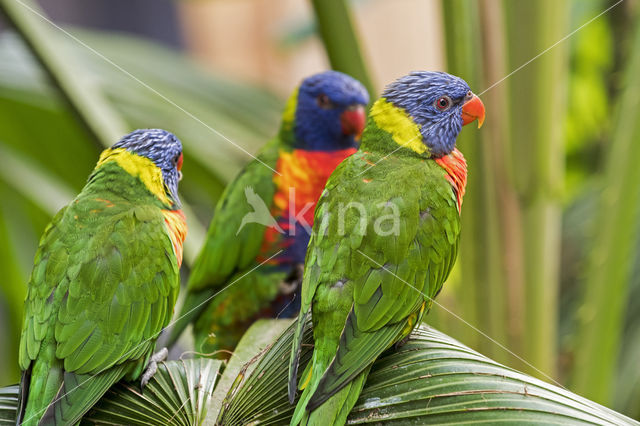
[285,71,369,151]
[111,129,183,207]
[373,71,485,157]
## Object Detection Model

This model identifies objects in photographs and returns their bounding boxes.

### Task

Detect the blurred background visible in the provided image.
[0,0,638,420]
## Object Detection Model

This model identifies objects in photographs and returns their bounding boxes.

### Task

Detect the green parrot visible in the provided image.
[16,129,187,425]
[167,71,369,357]
[287,71,486,425]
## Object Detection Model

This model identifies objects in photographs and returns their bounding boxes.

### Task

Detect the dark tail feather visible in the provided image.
[39,365,127,425]
[304,367,371,426]
[16,367,31,425]
[166,289,213,348]
[288,309,310,403]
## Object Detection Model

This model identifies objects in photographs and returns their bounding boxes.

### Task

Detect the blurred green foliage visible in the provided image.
[564,1,613,197]
[0,29,282,384]
[0,0,639,421]
[433,0,640,419]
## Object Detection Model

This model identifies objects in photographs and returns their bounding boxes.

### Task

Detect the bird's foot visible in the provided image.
[140,347,168,389]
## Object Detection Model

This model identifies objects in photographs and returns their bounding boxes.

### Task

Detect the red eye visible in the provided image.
[175,153,183,171]
[435,96,451,110]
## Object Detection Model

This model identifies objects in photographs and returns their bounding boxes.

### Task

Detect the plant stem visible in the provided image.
[504,0,569,378]
[310,0,376,97]
[571,17,640,405]
[441,0,512,362]
[440,0,481,352]
[478,0,527,365]
[0,0,127,148]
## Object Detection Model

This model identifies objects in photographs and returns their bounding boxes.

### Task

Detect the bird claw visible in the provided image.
[140,347,168,389]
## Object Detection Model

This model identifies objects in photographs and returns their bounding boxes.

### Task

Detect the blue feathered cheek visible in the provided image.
[421,110,464,158]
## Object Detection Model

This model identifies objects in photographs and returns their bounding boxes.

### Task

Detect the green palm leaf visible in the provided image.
[0,359,222,426]
[1,324,636,425]
[84,358,222,426]
[218,321,638,425]
[0,385,18,425]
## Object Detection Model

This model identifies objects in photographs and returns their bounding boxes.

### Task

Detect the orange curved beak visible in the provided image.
[176,153,184,171]
[461,94,485,128]
[176,152,184,181]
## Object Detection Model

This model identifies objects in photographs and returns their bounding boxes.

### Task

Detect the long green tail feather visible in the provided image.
[15,368,30,426]
[288,310,310,404]
[37,364,128,425]
[20,356,63,426]
[1,359,222,425]
[290,377,315,426]
[301,368,369,426]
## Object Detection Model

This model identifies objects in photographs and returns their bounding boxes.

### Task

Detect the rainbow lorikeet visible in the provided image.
[167,71,369,357]
[287,71,485,425]
[16,129,187,425]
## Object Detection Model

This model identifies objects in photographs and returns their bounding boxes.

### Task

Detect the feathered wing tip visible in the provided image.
[18,358,64,426]
[289,370,369,426]
[300,368,370,426]
[15,368,30,426]
[288,309,310,404]
[38,365,128,425]
[290,383,313,426]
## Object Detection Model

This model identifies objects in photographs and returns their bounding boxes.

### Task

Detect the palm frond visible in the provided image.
[218,321,638,425]
[0,359,222,425]
[84,358,222,426]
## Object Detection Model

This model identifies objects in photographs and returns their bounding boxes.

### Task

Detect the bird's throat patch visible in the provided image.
[96,148,172,206]
[257,147,355,264]
[435,148,467,213]
[370,98,427,155]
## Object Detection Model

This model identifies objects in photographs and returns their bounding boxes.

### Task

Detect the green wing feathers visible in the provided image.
[167,140,280,347]
[288,309,310,403]
[18,191,180,425]
[308,310,406,410]
[190,270,286,356]
[304,367,370,426]
[39,364,129,425]
[185,139,279,292]
[288,152,462,424]
[167,289,213,350]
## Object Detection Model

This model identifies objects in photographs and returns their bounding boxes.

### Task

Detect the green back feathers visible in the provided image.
[288,148,462,424]
[18,153,181,425]
[287,71,480,425]
[167,83,303,350]
[186,139,280,290]
[287,108,464,426]
[167,137,280,349]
